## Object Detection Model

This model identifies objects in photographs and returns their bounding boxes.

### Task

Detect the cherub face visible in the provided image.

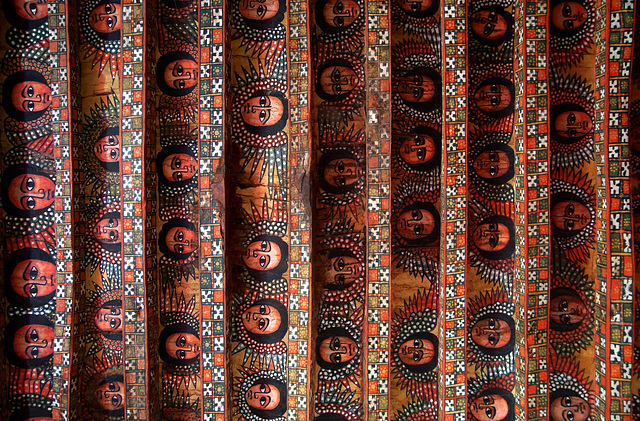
[318,335,358,364]
[322,0,360,27]
[239,0,280,20]
[94,133,120,164]
[164,226,198,255]
[165,332,201,360]
[395,72,436,104]
[471,9,508,41]
[94,303,123,334]
[9,257,56,299]
[473,149,511,179]
[469,394,510,421]
[96,379,125,413]
[551,200,590,232]
[396,207,436,241]
[163,59,198,90]
[550,292,587,326]
[242,240,283,271]
[241,95,285,128]
[550,395,589,421]
[398,133,436,165]
[89,3,122,34]
[94,214,121,244]
[318,65,359,97]
[246,382,281,411]
[322,157,362,188]
[474,83,512,113]
[472,221,510,252]
[242,304,282,335]
[11,80,51,113]
[326,254,361,287]
[471,317,512,349]
[8,173,55,211]
[397,337,435,366]
[554,110,592,139]
[13,323,54,360]
[551,2,587,30]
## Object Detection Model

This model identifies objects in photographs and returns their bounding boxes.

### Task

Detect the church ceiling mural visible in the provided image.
[0,0,639,420]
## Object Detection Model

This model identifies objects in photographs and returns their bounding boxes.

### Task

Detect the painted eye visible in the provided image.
[26,101,35,112]
[260,241,269,251]
[110,307,119,315]
[110,149,118,159]
[108,136,117,145]
[412,87,423,100]
[107,16,115,28]
[336,160,345,173]
[30,329,39,342]
[562,4,572,17]
[334,15,345,26]
[561,314,572,324]
[27,86,34,97]
[105,3,114,13]
[260,397,268,407]
[28,3,38,15]
[559,299,569,312]
[108,218,116,228]
[334,1,344,12]
[416,148,425,161]
[111,395,120,407]
[258,318,266,330]
[413,224,422,237]
[483,396,492,405]
[29,266,39,280]
[488,333,497,345]
[177,230,185,242]
[109,382,117,391]
[178,335,187,347]
[26,177,36,191]
[259,96,268,107]
[489,165,498,177]
[26,197,37,210]
[259,109,267,122]
[336,258,346,271]
[411,210,421,220]
[110,318,117,328]
[488,319,496,329]
[412,350,422,362]
[259,305,267,314]
[28,284,39,297]
[331,337,341,350]
[483,23,495,36]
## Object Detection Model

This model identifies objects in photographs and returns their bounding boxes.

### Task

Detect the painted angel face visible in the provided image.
[554,110,592,139]
[94,214,121,244]
[9,257,56,299]
[322,157,362,188]
[96,379,125,413]
[396,72,436,104]
[550,293,587,326]
[89,3,122,34]
[551,2,587,30]
[239,0,280,21]
[550,395,589,421]
[473,149,510,179]
[551,199,590,232]
[318,335,358,364]
[94,303,123,334]
[13,323,54,360]
[8,173,55,211]
[326,253,360,287]
[469,394,510,421]
[472,221,511,252]
[161,152,198,183]
[471,9,508,41]
[13,0,48,20]
[322,0,360,27]
[399,133,436,165]
[397,337,435,366]
[164,226,198,255]
[243,239,283,271]
[471,317,512,349]
[241,95,285,128]
[396,207,436,241]
[318,65,359,98]
[163,59,198,90]
[246,382,282,411]
[11,80,51,113]
[474,83,512,113]
[94,133,120,164]
[242,304,282,335]
[165,332,201,360]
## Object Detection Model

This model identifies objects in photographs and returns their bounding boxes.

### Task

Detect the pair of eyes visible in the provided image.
[22,85,46,112]
[252,96,273,124]
[102,4,119,29]
[480,151,503,177]
[105,382,122,408]
[105,218,119,241]
[328,68,352,95]
[328,337,355,363]
[405,75,427,101]
[482,84,504,107]
[562,112,586,138]
[483,318,501,346]
[481,11,499,36]
[556,299,581,325]
[408,339,425,362]
[481,395,497,418]
[255,383,272,407]
[26,328,45,359]
[561,3,578,28]
[22,176,41,210]
[105,136,119,159]
[174,334,198,359]
[483,222,502,249]
[172,63,195,89]
[406,209,426,237]
[562,203,578,230]
[331,0,354,26]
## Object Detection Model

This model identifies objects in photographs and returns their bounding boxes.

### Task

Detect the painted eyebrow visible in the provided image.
[174,229,183,242]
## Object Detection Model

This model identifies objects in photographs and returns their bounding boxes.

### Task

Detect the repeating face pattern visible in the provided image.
[0,0,637,420]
